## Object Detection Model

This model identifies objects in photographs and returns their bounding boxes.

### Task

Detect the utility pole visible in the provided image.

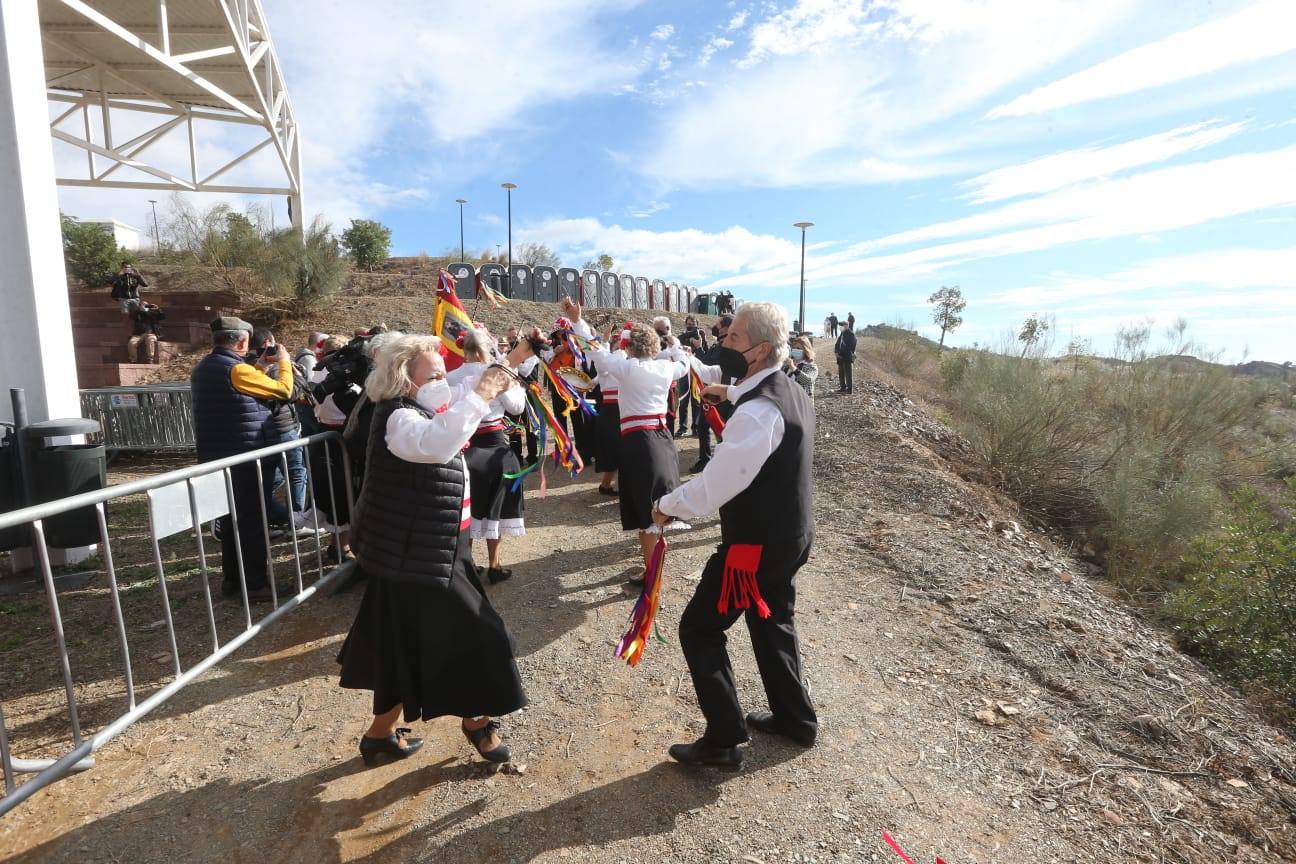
[793,221,814,333]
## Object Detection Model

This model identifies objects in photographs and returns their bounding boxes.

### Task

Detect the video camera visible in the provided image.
[313,333,373,402]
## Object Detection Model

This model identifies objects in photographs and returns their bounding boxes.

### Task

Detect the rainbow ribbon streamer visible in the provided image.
[538,356,598,420]
[615,536,668,667]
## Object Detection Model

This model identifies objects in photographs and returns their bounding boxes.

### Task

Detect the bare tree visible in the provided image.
[517,242,561,268]
[927,285,966,349]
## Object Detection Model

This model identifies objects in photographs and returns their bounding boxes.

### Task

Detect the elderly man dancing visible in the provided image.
[652,301,818,768]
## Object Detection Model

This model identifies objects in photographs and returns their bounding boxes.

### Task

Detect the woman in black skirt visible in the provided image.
[590,323,632,495]
[447,328,528,584]
[338,332,537,766]
[566,299,690,582]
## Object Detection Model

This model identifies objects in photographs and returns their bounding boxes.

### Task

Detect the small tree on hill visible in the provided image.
[1065,336,1091,372]
[61,215,127,287]
[1018,313,1051,357]
[927,285,966,349]
[518,241,561,268]
[582,253,614,272]
[341,219,392,271]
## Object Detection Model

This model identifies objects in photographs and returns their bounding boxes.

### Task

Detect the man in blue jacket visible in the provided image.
[190,316,294,602]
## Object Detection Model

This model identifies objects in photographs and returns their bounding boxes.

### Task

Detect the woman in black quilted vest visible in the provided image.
[337,332,538,767]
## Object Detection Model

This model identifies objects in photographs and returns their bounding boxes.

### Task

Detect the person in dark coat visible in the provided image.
[653,301,818,768]
[693,314,734,473]
[834,326,857,394]
[190,316,295,602]
[337,333,538,767]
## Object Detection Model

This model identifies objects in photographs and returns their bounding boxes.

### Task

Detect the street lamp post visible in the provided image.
[148,199,160,252]
[455,198,467,262]
[501,182,516,270]
[793,221,814,333]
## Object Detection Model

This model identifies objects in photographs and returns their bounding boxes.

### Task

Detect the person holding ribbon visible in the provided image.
[564,299,690,583]
[651,301,818,769]
[590,322,633,496]
[337,332,537,768]
[447,327,530,584]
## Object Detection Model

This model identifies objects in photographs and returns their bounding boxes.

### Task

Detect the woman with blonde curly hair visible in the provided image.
[337,331,538,767]
[561,299,690,582]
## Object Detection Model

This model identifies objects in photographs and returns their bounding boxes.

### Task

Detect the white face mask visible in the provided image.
[789,348,804,360]
[415,379,451,413]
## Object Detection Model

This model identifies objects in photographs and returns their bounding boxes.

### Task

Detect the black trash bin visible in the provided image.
[0,424,26,552]
[22,418,106,548]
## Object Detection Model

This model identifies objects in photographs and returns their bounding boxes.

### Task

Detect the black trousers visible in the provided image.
[837,358,854,393]
[679,538,818,747]
[507,413,537,463]
[676,381,696,432]
[219,460,272,592]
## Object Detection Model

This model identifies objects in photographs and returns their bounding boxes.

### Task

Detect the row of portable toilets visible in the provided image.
[446,262,729,315]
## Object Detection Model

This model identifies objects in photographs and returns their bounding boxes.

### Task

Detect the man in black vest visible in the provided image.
[835,325,857,394]
[191,316,295,602]
[653,301,818,768]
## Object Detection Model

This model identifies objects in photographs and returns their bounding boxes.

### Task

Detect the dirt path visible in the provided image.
[2,381,1294,863]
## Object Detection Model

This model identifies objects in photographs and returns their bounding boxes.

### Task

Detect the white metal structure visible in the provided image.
[40,0,304,227]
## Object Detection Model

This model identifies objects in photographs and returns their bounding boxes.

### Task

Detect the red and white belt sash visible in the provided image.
[474,420,507,434]
[620,413,667,436]
[601,388,619,404]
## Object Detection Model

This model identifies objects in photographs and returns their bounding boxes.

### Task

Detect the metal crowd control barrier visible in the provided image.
[81,384,196,451]
[0,431,355,816]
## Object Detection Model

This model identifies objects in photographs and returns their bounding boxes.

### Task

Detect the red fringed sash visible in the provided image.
[717,543,770,619]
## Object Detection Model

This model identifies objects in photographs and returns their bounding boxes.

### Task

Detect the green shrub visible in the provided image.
[263,217,351,306]
[1163,486,1296,704]
[939,350,972,388]
[341,219,392,271]
[61,215,128,287]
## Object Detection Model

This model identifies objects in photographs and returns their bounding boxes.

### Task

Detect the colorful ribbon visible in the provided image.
[689,366,727,436]
[615,536,668,667]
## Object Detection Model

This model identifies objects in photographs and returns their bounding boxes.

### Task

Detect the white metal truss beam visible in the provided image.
[41,0,303,227]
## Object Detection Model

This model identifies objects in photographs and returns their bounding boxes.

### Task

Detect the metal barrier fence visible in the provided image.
[80,384,195,451]
[0,431,355,816]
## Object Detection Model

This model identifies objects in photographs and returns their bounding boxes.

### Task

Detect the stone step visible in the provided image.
[77,363,167,388]
[75,340,185,366]
[68,289,241,310]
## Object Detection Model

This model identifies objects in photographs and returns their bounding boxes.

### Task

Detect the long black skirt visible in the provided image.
[466,429,525,539]
[617,426,680,532]
[595,402,621,474]
[337,531,528,721]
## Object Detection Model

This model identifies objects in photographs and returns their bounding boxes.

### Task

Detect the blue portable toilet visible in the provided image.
[558,267,580,302]
[509,264,533,300]
[447,262,476,301]
[533,266,558,302]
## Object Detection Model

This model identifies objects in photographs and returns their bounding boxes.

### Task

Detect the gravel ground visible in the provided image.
[3,359,1293,863]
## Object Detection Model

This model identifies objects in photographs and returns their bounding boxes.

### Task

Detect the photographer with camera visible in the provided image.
[676,315,708,437]
[309,331,378,559]
[249,328,316,537]
[126,299,166,364]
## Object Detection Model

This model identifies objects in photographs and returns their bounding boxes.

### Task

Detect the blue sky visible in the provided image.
[55,0,1296,362]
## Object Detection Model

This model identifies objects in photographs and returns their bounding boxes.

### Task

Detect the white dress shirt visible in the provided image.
[655,365,785,521]
[591,351,624,401]
[575,319,688,432]
[385,382,491,530]
[446,361,526,424]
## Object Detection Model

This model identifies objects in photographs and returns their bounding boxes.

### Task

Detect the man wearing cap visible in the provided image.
[190,316,295,602]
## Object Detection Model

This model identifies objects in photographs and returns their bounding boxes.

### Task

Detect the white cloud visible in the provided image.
[629,201,671,218]
[987,0,1296,118]
[651,24,676,40]
[727,10,749,31]
[698,36,734,66]
[962,120,1248,203]
[986,247,1296,307]
[643,0,1133,189]
[518,217,800,282]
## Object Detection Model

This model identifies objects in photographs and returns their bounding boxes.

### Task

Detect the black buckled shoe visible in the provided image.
[486,566,513,584]
[668,738,743,769]
[745,711,816,747]
[359,730,424,766]
[462,719,511,764]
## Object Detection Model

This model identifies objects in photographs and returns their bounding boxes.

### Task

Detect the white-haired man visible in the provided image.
[652,301,818,768]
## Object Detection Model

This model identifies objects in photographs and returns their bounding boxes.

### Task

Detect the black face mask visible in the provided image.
[714,345,755,381]
[711,325,720,337]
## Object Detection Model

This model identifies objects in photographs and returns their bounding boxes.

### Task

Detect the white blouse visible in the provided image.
[576,319,688,431]
[446,361,526,423]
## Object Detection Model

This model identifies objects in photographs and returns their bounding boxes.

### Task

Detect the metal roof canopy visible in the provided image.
[40,0,303,227]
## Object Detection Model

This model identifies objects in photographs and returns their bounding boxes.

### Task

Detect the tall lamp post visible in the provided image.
[501,182,516,269]
[148,199,160,252]
[793,221,814,333]
[455,198,467,262]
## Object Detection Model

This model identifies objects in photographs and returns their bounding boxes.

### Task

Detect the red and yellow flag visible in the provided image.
[433,269,473,371]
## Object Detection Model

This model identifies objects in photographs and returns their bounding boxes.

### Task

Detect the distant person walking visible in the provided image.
[826,313,838,339]
[834,326,856,395]
[846,312,855,333]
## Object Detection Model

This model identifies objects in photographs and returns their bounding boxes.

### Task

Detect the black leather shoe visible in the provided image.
[462,719,511,764]
[668,738,743,769]
[487,567,512,584]
[746,711,816,747]
[360,731,424,766]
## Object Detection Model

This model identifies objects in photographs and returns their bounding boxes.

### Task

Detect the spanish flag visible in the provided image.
[434,269,473,371]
